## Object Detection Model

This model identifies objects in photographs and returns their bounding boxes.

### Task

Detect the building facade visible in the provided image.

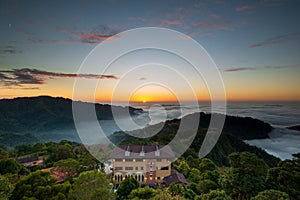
[109,145,175,184]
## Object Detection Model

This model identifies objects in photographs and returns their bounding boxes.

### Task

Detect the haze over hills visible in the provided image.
[0,96,143,146]
[0,96,280,166]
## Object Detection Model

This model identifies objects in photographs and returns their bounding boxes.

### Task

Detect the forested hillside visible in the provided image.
[110,113,279,167]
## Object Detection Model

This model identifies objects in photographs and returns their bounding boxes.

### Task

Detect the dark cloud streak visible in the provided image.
[250,33,300,48]
[222,67,255,72]
[222,65,295,73]
[0,68,118,88]
[0,45,22,54]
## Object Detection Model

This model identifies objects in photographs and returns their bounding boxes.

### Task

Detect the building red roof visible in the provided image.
[163,170,188,186]
[42,167,76,183]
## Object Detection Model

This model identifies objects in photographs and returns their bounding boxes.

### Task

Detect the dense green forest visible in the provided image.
[0,140,299,200]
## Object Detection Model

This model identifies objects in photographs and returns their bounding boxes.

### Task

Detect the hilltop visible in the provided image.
[109,113,279,167]
[0,96,143,144]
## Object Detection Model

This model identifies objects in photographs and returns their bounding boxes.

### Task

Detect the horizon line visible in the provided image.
[1,95,300,103]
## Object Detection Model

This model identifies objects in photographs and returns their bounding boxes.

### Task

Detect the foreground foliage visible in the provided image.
[251,189,289,200]
[0,141,299,200]
[69,170,114,200]
[117,177,139,199]
[10,170,71,200]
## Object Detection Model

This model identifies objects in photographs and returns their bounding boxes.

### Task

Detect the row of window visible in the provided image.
[115,166,144,170]
[114,174,163,183]
[125,151,161,157]
[114,166,169,171]
[114,174,145,182]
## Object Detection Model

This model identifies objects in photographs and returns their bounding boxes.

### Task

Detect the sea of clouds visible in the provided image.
[87,101,300,160]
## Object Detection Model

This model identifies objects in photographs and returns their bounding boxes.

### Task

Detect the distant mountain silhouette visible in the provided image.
[287,125,300,131]
[198,112,272,140]
[110,112,272,143]
[0,132,39,151]
[0,96,275,163]
[0,96,143,142]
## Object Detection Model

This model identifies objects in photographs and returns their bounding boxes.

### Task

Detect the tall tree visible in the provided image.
[0,159,20,175]
[0,158,28,175]
[153,190,173,200]
[128,186,158,199]
[197,179,218,194]
[0,175,14,200]
[10,170,70,200]
[0,148,8,160]
[200,190,231,200]
[46,143,76,165]
[54,158,79,181]
[168,183,185,197]
[266,153,300,200]
[176,160,190,177]
[33,142,47,155]
[69,170,114,200]
[78,153,101,172]
[251,189,289,200]
[116,177,139,200]
[198,158,217,172]
[220,152,268,200]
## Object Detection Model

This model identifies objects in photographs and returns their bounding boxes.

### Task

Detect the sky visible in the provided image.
[0,0,300,102]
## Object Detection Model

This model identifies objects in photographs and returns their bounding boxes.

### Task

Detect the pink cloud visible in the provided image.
[166,19,182,25]
[194,23,210,27]
[210,14,221,19]
[76,32,114,41]
[63,30,115,44]
[59,25,120,44]
[236,5,254,12]
[159,19,182,27]
[55,40,69,45]
[15,29,35,36]
[193,21,220,28]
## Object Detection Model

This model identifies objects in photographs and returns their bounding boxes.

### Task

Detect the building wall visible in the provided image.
[112,158,171,182]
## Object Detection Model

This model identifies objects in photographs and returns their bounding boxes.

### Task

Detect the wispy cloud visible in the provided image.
[236,0,288,13]
[264,65,297,70]
[193,21,230,31]
[128,17,146,22]
[236,5,254,12]
[139,77,147,80]
[0,68,118,88]
[222,67,256,72]
[210,14,221,19]
[0,45,22,54]
[250,33,300,48]
[222,65,295,72]
[15,28,35,36]
[159,19,182,27]
[193,22,211,27]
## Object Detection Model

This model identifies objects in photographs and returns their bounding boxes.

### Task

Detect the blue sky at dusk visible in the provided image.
[0,0,300,101]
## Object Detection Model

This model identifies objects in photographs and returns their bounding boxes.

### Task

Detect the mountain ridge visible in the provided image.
[0,96,143,141]
[109,113,279,167]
